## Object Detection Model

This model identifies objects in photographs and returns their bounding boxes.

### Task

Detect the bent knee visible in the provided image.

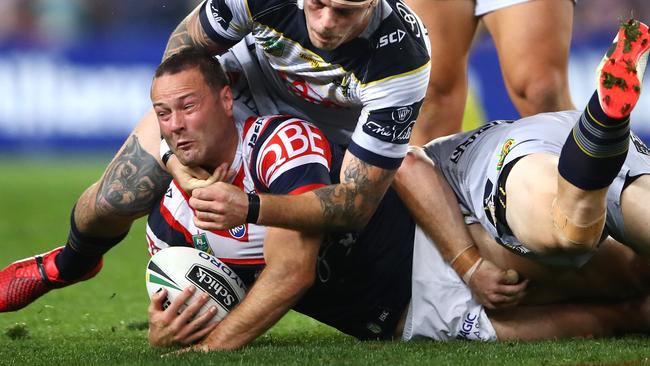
[508,72,572,115]
[548,200,605,255]
[548,233,601,256]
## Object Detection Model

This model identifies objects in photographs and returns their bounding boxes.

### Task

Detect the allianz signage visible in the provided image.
[1,48,649,150]
[0,52,152,137]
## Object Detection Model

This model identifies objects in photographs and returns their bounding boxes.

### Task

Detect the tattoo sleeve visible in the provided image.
[95,136,171,217]
[313,158,394,229]
[162,6,222,62]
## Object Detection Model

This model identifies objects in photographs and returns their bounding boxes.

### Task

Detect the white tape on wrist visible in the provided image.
[462,257,484,284]
[159,139,173,166]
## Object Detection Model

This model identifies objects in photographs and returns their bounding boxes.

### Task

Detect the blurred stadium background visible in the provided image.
[0,0,649,155]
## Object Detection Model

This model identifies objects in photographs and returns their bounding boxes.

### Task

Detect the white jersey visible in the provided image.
[199,0,431,169]
[146,115,337,279]
[425,110,650,264]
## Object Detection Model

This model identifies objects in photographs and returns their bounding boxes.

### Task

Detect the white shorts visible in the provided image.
[402,226,498,342]
[474,0,530,16]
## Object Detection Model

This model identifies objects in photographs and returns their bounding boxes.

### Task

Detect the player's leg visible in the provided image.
[620,174,650,256]
[500,152,607,255]
[500,153,572,255]
[554,19,650,253]
[0,110,171,312]
[482,0,575,116]
[489,294,650,341]
[405,0,478,145]
[504,20,650,255]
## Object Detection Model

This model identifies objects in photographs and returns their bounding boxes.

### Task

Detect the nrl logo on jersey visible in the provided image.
[261,37,285,57]
[192,233,213,255]
[333,75,352,98]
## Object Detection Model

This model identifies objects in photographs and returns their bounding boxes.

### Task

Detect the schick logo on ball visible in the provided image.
[192,233,212,254]
[186,265,239,311]
[229,225,246,239]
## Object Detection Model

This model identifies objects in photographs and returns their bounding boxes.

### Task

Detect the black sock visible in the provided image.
[55,245,102,280]
[54,205,128,280]
[558,91,630,190]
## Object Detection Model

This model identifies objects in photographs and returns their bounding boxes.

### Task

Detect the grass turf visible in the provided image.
[1,158,650,365]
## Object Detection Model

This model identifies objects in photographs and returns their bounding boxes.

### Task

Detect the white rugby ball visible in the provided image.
[145,246,247,324]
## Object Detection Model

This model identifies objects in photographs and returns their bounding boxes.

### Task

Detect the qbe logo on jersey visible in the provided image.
[257,120,331,186]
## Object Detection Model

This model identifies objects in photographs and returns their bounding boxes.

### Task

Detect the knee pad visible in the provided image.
[551,199,606,250]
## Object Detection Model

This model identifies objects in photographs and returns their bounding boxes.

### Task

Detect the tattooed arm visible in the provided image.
[253,153,394,231]
[190,152,395,232]
[74,130,171,237]
[162,4,228,62]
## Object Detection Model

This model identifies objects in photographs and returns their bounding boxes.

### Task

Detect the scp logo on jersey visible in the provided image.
[228,225,247,239]
[209,0,233,30]
[377,29,406,49]
[257,120,331,186]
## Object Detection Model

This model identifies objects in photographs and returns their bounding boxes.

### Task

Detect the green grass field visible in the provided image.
[1,158,650,366]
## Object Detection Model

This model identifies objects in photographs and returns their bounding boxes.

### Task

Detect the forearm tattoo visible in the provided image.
[162,13,217,62]
[163,21,195,61]
[314,158,393,229]
[95,136,171,217]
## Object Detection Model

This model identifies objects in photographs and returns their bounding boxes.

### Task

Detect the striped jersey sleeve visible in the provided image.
[349,0,431,169]
[199,0,254,44]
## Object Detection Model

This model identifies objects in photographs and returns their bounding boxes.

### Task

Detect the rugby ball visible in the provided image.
[145,246,247,324]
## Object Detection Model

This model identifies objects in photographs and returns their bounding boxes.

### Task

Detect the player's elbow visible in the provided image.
[393,146,433,184]
[286,264,316,293]
[346,209,375,230]
[270,260,316,294]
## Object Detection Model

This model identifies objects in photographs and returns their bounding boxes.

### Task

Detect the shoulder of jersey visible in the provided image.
[243,115,332,188]
[246,0,298,19]
[364,0,430,83]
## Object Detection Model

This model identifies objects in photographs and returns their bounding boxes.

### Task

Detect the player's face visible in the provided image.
[151,68,236,169]
[304,0,375,50]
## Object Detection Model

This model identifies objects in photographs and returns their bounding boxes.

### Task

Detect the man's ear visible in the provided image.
[220,85,234,117]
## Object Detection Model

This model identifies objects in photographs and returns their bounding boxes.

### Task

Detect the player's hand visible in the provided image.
[168,155,234,193]
[148,286,219,348]
[467,259,528,309]
[190,182,249,230]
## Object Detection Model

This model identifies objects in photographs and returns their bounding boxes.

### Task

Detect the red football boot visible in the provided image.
[596,19,650,119]
[0,246,103,312]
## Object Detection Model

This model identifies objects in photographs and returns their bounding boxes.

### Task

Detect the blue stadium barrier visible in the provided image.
[1,30,649,154]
